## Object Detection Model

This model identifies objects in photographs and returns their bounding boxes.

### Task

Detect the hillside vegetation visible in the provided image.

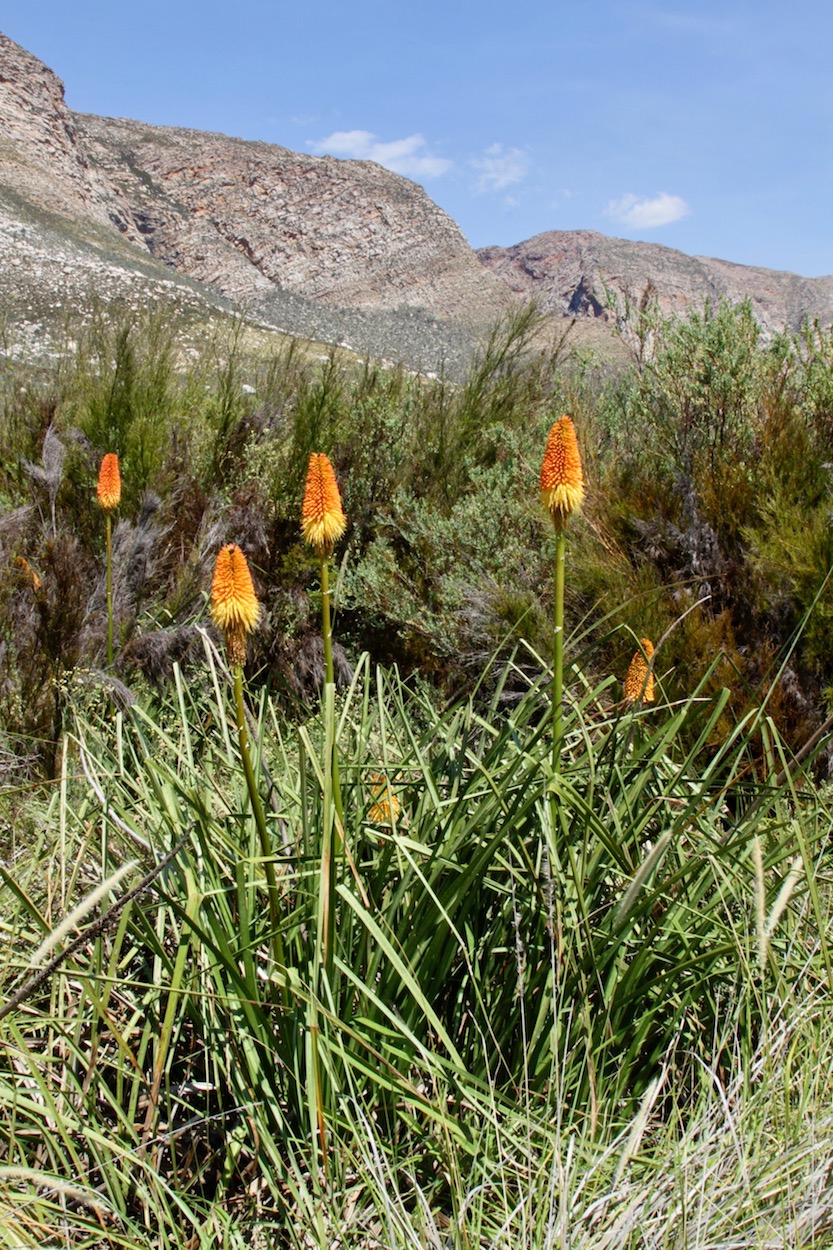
[1,297,833,1246]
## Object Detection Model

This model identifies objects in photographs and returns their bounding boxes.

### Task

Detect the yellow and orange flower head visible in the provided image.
[301,452,347,558]
[96,453,121,512]
[624,638,655,704]
[540,416,584,530]
[14,555,42,593]
[210,543,260,666]
[367,773,402,827]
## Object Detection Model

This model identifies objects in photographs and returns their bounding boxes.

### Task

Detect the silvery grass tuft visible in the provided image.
[96,452,121,666]
[539,415,584,773]
[210,543,283,973]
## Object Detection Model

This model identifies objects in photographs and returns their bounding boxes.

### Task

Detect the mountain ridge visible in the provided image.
[2,28,833,372]
[477,229,833,335]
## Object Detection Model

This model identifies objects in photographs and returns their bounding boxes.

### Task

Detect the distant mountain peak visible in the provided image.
[477,230,833,334]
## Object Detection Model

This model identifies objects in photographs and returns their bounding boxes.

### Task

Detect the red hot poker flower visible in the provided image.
[301,453,347,558]
[211,543,260,665]
[539,416,584,530]
[97,453,121,512]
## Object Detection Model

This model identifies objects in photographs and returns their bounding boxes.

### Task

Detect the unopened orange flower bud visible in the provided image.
[14,555,41,592]
[210,543,260,665]
[301,453,347,558]
[96,453,121,512]
[540,416,584,530]
[624,639,655,704]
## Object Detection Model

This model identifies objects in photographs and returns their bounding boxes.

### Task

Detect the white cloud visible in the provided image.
[605,192,690,229]
[308,129,451,178]
[471,143,529,193]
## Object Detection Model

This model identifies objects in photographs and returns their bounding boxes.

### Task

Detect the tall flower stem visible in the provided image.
[97,453,121,666]
[299,452,347,1172]
[552,528,567,776]
[539,415,584,780]
[319,556,344,849]
[320,557,335,687]
[233,662,285,981]
[105,514,114,667]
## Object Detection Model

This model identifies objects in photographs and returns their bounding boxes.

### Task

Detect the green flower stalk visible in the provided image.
[302,452,348,866]
[539,416,584,774]
[211,543,284,976]
[301,453,348,1183]
[96,453,121,666]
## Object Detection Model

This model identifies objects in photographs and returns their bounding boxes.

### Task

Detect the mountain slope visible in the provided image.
[0,31,512,372]
[75,112,510,325]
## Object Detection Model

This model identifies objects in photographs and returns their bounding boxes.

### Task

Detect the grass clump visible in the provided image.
[0,642,830,1245]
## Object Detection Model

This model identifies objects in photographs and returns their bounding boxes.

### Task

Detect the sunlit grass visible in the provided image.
[1,635,831,1245]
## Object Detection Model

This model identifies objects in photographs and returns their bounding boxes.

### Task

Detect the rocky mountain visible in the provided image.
[477,230,833,336]
[2,29,833,375]
[0,31,511,373]
[75,113,509,325]
[0,31,241,362]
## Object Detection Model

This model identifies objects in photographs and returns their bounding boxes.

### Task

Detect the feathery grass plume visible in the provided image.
[96,453,121,513]
[97,453,121,664]
[539,416,584,775]
[624,639,656,704]
[210,542,260,667]
[539,415,584,531]
[302,452,347,559]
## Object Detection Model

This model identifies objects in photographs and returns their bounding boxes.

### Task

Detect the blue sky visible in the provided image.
[3,1,833,276]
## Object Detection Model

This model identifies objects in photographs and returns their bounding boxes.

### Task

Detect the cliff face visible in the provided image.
[477,230,833,334]
[0,30,509,328]
[74,113,511,326]
[0,30,510,370]
[0,32,139,240]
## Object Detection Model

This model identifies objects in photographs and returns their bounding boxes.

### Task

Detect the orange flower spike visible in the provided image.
[624,638,655,704]
[367,773,402,826]
[210,543,260,665]
[540,416,584,530]
[96,453,121,512]
[301,453,347,558]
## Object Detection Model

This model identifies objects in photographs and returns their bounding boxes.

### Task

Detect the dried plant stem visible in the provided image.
[105,514,113,666]
[552,528,567,776]
[233,663,285,980]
